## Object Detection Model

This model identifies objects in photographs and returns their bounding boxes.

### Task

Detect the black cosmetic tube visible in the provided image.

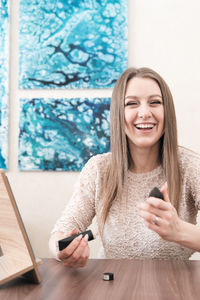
[58,230,94,251]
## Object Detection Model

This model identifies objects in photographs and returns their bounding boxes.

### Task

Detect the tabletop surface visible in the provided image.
[1,258,200,300]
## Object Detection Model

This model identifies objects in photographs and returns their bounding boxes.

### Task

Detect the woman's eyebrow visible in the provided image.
[125,94,162,101]
[149,94,162,99]
[124,95,139,100]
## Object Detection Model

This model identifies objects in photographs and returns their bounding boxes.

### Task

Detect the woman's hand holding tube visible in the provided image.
[58,228,90,268]
[138,183,184,243]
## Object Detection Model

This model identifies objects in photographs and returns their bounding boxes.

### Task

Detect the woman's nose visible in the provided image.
[138,104,152,119]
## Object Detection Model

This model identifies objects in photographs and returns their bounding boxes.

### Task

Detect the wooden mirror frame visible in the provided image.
[0,170,41,285]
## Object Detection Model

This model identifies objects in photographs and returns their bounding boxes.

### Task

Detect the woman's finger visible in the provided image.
[71,234,89,261]
[75,242,90,268]
[139,210,163,225]
[146,197,170,210]
[63,235,89,268]
[70,228,78,236]
[160,182,170,202]
[138,201,170,218]
[58,234,82,260]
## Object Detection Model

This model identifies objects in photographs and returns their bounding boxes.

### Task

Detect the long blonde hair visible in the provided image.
[101,67,181,227]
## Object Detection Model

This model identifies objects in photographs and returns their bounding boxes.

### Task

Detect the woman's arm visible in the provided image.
[48,155,101,267]
[178,221,200,252]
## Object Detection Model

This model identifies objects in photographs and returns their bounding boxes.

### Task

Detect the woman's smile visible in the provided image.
[134,122,157,132]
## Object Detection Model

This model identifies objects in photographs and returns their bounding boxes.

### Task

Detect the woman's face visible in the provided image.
[124,77,164,151]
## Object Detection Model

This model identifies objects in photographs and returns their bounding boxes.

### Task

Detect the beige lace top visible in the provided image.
[51,146,200,259]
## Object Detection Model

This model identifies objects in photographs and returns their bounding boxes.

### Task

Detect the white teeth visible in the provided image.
[135,124,154,129]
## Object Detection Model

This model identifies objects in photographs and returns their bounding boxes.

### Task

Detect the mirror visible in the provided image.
[0,170,41,285]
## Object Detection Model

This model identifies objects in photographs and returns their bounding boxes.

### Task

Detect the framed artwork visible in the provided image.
[0,0,9,169]
[19,0,128,89]
[18,97,110,171]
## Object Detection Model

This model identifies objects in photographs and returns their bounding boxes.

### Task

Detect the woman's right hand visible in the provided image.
[58,229,90,268]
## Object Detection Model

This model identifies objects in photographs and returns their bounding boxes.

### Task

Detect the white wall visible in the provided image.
[7,0,200,259]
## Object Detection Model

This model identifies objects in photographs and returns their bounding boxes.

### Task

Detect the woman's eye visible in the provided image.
[126,101,138,106]
[150,100,162,105]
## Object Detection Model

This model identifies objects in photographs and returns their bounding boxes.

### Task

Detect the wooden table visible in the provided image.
[1,258,200,299]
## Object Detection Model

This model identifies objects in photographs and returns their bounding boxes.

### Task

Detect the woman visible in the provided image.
[49,67,200,268]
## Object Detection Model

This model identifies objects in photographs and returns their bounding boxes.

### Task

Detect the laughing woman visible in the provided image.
[49,67,200,268]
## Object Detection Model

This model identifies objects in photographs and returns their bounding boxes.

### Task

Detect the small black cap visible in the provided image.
[103,272,114,281]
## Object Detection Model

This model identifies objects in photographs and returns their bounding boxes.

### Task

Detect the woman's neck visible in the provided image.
[129,146,161,174]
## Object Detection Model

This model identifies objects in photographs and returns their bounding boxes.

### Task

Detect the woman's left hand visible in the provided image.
[138,183,184,243]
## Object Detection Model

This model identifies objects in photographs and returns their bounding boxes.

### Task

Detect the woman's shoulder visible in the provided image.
[82,152,112,172]
[178,146,200,170]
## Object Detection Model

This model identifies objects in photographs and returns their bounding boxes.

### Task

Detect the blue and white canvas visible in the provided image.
[0,0,9,169]
[19,0,128,89]
[18,97,110,171]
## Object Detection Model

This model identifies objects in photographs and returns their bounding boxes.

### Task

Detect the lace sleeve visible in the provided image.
[51,156,98,235]
[180,147,200,210]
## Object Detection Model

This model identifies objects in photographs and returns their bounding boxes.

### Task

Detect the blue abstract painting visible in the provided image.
[18,97,110,171]
[0,0,9,169]
[19,0,128,89]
